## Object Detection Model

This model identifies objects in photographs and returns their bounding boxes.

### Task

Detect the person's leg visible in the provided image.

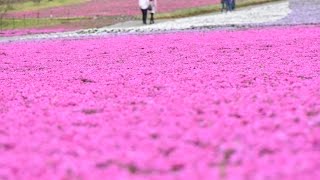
[227,0,231,11]
[141,9,144,24]
[230,0,233,11]
[232,0,236,10]
[144,9,148,24]
[150,13,154,24]
[221,1,225,12]
[141,9,147,24]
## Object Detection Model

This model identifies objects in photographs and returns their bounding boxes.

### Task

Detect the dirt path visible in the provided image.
[101,1,290,32]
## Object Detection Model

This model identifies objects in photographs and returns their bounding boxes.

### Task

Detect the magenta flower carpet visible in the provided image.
[1,25,320,179]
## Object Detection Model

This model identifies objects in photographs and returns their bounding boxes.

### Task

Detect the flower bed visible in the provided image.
[0,25,320,179]
[0,28,71,37]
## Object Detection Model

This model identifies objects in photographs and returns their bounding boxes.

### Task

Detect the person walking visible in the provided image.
[223,0,235,12]
[231,0,236,10]
[149,0,157,24]
[139,0,149,24]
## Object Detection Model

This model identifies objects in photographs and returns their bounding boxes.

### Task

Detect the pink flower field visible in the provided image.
[1,25,320,179]
[0,28,72,37]
[9,0,220,18]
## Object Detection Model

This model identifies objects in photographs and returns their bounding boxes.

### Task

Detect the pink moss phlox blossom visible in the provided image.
[0,25,320,179]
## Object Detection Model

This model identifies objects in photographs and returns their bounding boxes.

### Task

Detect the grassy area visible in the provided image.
[156,0,284,19]
[0,17,83,30]
[3,0,88,12]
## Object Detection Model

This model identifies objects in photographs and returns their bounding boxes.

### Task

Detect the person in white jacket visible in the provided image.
[139,0,149,24]
[149,0,157,24]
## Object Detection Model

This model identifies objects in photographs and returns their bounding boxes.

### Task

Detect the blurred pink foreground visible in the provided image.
[0,26,320,179]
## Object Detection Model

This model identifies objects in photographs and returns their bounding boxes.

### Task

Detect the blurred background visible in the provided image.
[0,0,280,36]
